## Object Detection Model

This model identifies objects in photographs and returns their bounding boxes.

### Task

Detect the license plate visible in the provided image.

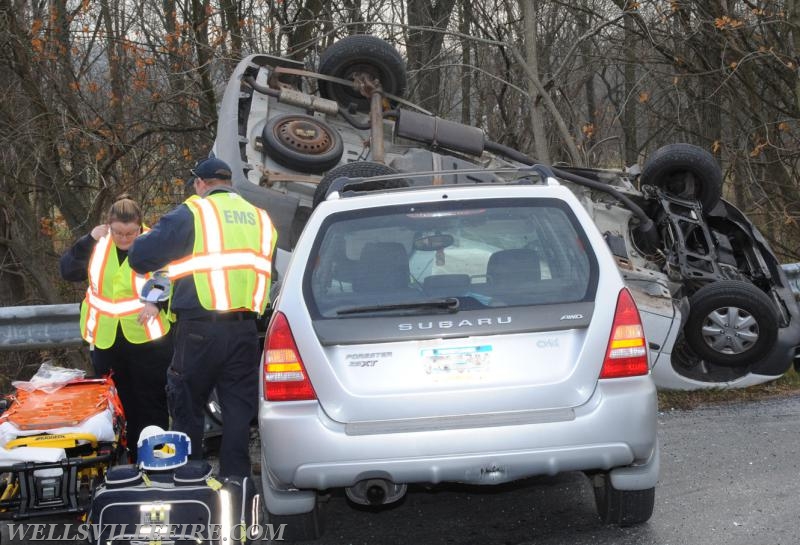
[421,345,492,381]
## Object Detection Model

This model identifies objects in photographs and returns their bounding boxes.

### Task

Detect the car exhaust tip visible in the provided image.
[345,479,407,506]
[366,483,387,505]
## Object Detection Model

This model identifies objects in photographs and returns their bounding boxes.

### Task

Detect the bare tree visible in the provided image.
[1,0,798,323]
[405,0,459,113]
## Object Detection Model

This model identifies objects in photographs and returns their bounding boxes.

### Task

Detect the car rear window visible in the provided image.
[305,198,598,318]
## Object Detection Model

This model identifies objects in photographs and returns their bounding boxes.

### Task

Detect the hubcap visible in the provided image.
[701,306,759,355]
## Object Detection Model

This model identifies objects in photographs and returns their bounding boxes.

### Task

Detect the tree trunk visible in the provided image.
[622,13,638,165]
[406,0,459,114]
[220,0,243,61]
[286,0,324,59]
[191,0,218,125]
[521,0,551,164]
[460,0,472,125]
[789,0,800,114]
[577,9,597,155]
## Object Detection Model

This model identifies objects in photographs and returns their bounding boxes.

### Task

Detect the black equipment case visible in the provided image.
[88,461,223,544]
[88,461,260,544]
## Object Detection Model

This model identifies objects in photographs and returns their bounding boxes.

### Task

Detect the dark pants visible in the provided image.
[91,332,173,461]
[167,318,259,479]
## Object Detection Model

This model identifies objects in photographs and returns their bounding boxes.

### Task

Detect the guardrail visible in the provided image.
[2,263,800,351]
[0,304,82,351]
[784,262,800,299]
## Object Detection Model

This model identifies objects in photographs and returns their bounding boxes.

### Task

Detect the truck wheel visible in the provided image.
[313,161,409,208]
[684,280,779,367]
[641,143,722,212]
[262,114,344,173]
[318,35,407,112]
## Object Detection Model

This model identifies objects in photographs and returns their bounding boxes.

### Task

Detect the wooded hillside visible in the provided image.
[2,0,799,315]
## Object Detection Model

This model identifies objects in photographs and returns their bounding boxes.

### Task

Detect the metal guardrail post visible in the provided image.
[0,304,82,351]
[783,262,800,300]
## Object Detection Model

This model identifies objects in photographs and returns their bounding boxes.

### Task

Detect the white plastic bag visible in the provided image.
[11,362,85,393]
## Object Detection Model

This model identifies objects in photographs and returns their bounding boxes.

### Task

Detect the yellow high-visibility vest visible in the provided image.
[168,192,277,313]
[79,228,170,348]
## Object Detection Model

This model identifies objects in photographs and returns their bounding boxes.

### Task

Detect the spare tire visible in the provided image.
[313,161,409,208]
[640,143,722,212]
[684,280,779,367]
[262,114,344,173]
[318,35,407,112]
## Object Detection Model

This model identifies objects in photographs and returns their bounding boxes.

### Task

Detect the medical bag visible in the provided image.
[87,427,259,544]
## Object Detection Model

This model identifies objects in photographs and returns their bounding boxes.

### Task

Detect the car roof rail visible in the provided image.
[323,165,557,202]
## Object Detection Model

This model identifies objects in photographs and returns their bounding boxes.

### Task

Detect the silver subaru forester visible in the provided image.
[258,180,658,540]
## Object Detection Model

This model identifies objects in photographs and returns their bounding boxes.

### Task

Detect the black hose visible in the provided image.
[241,75,280,98]
[484,139,660,252]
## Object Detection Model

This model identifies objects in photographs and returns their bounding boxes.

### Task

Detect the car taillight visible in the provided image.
[263,312,316,401]
[599,288,649,379]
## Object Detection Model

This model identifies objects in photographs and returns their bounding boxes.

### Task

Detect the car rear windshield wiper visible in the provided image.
[336,297,460,315]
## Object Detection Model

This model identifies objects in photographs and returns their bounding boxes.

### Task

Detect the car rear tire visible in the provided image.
[265,504,324,541]
[312,161,409,208]
[318,35,407,112]
[684,280,779,367]
[592,473,655,526]
[262,114,344,173]
[640,143,722,212]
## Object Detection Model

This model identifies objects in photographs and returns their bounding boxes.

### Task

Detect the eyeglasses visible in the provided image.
[190,169,202,184]
[110,229,140,239]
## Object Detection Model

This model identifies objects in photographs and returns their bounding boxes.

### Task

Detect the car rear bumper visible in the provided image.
[259,377,658,500]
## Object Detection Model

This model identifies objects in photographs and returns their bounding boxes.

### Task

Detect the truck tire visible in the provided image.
[318,35,407,112]
[641,143,722,212]
[313,161,409,208]
[684,280,779,367]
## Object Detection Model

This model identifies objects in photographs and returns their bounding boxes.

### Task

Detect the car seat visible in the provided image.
[353,242,410,293]
[486,249,541,287]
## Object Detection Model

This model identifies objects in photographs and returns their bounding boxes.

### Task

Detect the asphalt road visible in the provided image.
[294,395,800,545]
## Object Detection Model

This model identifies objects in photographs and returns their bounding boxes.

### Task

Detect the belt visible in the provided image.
[183,311,258,322]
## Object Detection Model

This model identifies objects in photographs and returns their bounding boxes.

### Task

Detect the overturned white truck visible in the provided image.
[212,35,800,391]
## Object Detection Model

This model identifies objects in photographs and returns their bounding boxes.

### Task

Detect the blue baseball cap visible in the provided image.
[191,157,232,181]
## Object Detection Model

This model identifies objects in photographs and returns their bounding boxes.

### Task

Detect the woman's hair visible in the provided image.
[106,193,142,224]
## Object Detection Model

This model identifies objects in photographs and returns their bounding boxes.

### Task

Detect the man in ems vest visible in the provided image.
[128,157,277,480]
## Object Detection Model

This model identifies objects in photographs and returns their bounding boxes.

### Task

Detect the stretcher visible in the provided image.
[0,377,126,519]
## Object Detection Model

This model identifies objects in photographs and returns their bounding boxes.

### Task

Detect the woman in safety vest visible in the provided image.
[60,195,172,461]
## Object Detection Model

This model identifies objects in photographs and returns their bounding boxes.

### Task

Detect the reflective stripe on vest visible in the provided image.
[169,193,275,312]
[81,231,168,346]
[252,208,274,312]
[83,234,115,344]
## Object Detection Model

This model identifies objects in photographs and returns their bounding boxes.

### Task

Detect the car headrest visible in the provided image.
[354,242,409,292]
[486,249,541,286]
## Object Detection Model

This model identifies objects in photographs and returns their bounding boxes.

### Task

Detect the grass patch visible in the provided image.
[657,367,800,411]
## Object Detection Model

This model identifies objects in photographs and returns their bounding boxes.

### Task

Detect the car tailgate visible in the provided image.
[297,303,616,423]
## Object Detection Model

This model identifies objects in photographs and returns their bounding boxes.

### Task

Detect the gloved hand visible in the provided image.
[139,271,171,303]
